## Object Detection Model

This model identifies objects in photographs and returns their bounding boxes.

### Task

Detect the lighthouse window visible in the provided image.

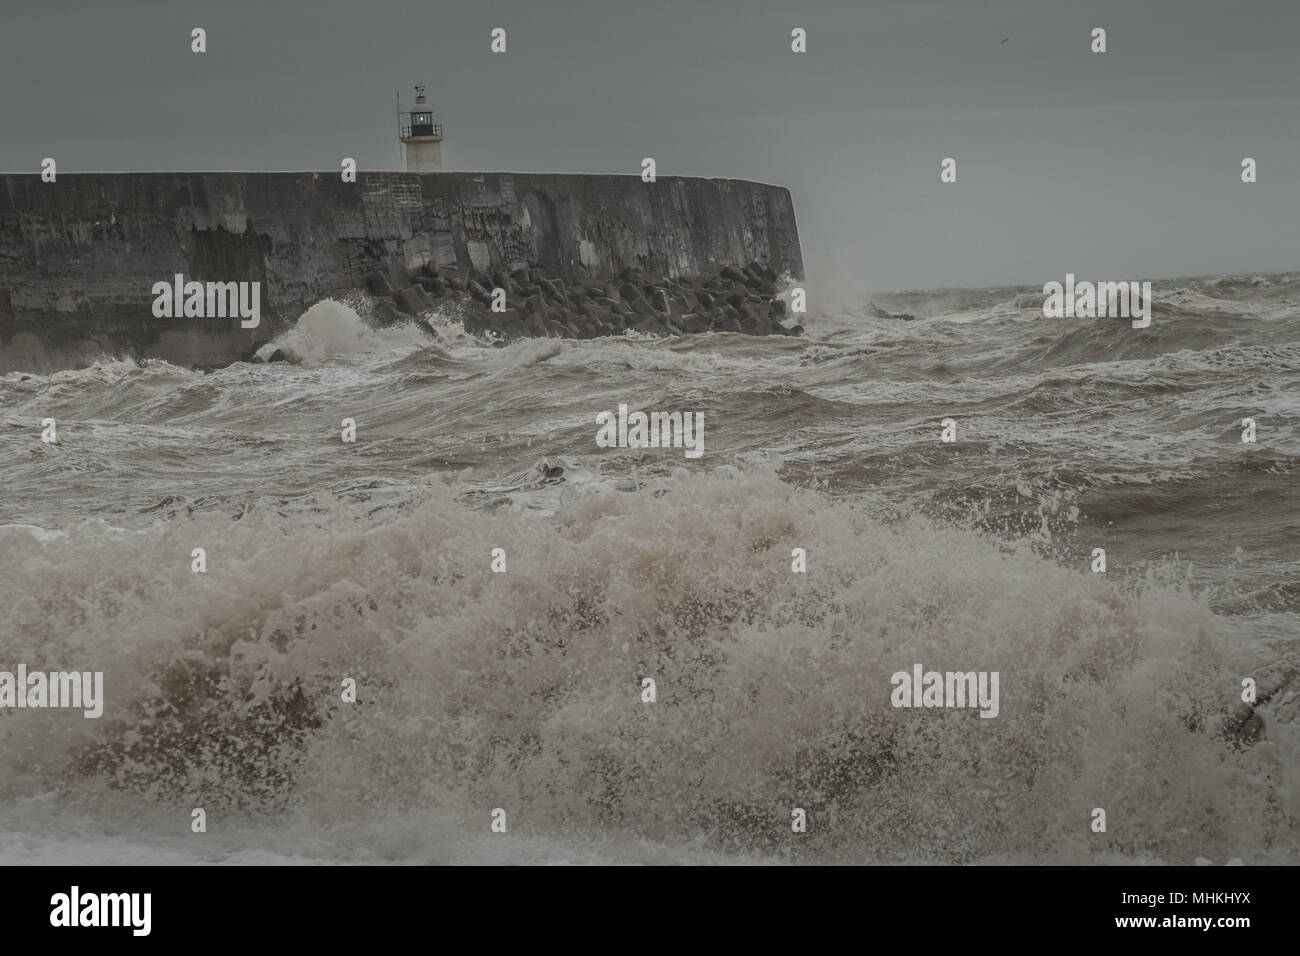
[414,113,431,126]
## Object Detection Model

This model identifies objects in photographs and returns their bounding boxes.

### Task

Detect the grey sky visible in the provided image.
[2,0,1297,291]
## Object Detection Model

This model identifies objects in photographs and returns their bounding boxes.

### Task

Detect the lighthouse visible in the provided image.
[400,85,444,172]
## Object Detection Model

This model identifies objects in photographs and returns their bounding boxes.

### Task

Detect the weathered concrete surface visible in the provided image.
[0,172,803,372]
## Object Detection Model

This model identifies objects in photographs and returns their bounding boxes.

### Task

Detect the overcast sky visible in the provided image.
[2,0,1297,291]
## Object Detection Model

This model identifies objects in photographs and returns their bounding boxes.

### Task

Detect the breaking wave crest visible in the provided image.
[2,470,1296,863]
[254,299,433,365]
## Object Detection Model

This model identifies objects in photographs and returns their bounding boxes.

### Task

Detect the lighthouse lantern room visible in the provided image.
[400,85,444,171]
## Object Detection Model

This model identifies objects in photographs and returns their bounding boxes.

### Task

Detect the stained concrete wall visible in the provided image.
[0,172,803,372]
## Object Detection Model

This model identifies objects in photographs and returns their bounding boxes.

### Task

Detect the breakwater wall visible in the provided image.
[0,172,803,372]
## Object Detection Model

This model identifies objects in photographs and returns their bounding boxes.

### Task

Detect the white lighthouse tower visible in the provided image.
[400,85,444,172]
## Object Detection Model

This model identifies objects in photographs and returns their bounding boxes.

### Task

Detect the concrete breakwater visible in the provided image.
[331,259,803,357]
[0,172,803,372]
